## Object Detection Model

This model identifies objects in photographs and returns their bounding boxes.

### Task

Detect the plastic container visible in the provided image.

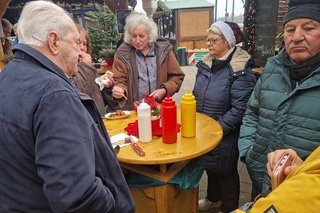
[137,102,152,142]
[177,47,188,66]
[181,92,196,137]
[161,93,177,144]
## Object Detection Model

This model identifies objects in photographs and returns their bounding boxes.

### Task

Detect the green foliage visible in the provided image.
[158,0,172,16]
[87,4,120,62]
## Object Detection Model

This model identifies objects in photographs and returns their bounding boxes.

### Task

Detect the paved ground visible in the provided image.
[173,66,252,212]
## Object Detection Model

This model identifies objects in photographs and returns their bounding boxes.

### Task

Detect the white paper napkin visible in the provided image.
[110,133,139,148]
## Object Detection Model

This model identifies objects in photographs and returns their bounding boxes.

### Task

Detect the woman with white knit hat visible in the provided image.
[193,21,256,213]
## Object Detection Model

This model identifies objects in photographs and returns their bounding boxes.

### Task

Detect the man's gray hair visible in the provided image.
[17,1,74,46]
[123,12,158,44]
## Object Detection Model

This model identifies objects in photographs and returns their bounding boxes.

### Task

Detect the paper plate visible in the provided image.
[105,111,130,120]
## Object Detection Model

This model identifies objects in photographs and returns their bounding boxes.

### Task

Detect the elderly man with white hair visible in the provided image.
[0,1,134,212]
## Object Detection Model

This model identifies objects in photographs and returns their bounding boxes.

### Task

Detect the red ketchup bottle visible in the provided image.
[161,93,177,144]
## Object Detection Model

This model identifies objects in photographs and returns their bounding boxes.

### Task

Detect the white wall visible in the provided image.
[135,0,146,13]
[135,0,244,19]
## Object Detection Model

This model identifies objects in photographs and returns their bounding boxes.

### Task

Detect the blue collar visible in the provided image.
[13,44,70,84]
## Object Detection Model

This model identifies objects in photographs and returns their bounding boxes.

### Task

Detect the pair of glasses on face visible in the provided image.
[205,37,224,45]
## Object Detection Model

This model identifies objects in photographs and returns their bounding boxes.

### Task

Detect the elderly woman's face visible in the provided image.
[206,32,229,58]
[284,19,320,62]
[79,31,88,53]
[130,24,150,52]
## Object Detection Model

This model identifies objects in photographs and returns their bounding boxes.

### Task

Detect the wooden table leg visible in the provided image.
[131,185,199,213]
[160,164,167,174]
[154,185,169,213]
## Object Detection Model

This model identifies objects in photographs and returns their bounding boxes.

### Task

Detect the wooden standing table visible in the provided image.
[104,111,222,213]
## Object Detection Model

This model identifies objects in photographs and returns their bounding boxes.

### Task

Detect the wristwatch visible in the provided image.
[160,83,167,94]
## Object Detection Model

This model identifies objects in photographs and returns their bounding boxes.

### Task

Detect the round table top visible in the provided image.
[103,110,222,165]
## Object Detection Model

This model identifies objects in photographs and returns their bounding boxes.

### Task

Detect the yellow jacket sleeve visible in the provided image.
[250,146,320,213]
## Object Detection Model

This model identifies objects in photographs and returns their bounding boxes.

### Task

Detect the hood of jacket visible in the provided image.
[201,46,251,73]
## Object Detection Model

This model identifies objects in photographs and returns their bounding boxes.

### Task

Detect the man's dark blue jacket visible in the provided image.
[0,44,135,213]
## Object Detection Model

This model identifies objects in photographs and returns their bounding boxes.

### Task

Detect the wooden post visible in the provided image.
[253,0,279,67]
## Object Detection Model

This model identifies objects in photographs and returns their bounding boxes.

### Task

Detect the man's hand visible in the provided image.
[267,149,303,177]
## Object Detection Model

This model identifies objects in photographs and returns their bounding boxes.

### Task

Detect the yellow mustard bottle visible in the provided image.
[181,91,196,137]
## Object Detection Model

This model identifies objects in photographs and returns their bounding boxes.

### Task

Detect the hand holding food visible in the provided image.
[101,70,114,79]
[100,71,114,87]
[95,71,114,89]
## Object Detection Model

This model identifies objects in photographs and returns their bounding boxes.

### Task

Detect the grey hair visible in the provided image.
[207,25,224,38]
[13,23,18,30]
[123,12,158,44]
[17,1,74,46]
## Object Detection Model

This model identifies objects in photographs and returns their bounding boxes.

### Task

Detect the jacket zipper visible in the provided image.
[144,56,151,94]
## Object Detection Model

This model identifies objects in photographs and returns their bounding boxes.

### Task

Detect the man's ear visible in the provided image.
[47,32,59,55]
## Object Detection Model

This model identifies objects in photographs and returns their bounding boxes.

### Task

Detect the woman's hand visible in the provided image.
[150,88,166,102]
[105,76,114,88]
[99,71,114,88]
[267,149,303,177]
[112,85,126,99]
[95,73,114,90]
[79,52,92,65]
[2,38,13,56]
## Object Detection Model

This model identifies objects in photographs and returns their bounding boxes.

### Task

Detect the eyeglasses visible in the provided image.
[205,37,224,45]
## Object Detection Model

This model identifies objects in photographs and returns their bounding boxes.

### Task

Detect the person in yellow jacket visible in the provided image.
[235,146,320,213]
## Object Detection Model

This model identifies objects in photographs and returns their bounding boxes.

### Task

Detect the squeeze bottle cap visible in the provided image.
[138,102,149,109]
[182,92,195,100]
[162,92,175,107]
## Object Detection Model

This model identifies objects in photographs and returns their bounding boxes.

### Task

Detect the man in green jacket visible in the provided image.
[238,0,320,200]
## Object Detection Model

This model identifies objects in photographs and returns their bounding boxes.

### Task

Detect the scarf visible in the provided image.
[211,47,236,72]
[283,51,320,82]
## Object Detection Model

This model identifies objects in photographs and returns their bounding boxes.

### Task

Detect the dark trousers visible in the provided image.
[206,170,240,213]
[251,182,262,201]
